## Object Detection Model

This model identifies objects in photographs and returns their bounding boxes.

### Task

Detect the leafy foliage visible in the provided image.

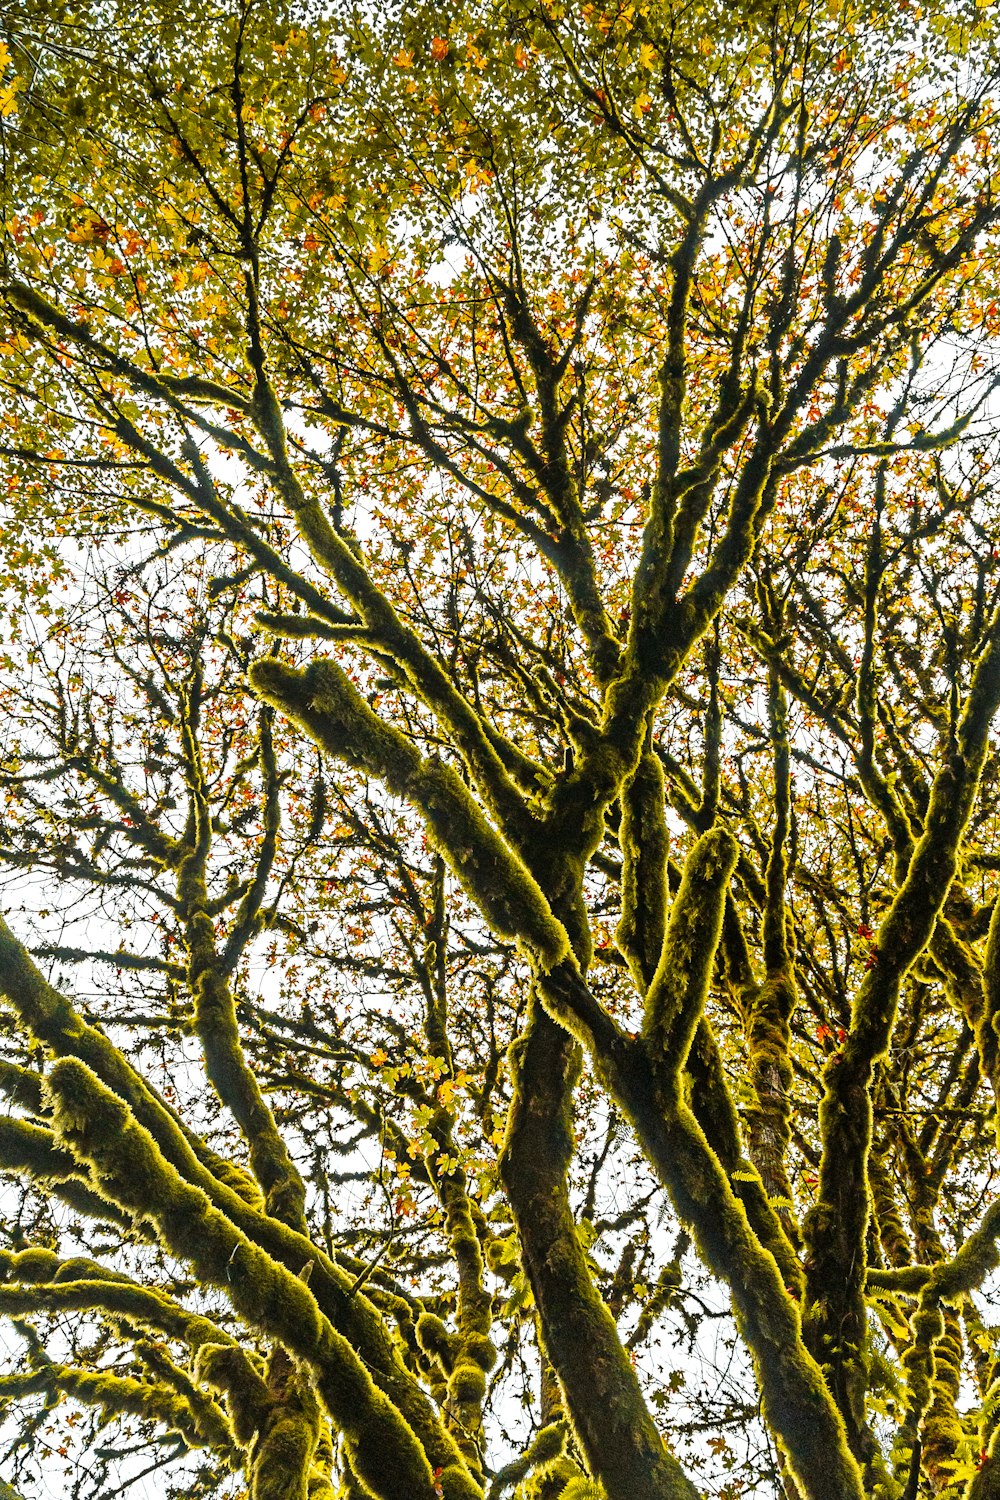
[0,1,999,1497]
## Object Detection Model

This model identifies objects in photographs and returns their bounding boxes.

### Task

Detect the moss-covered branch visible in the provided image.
[43,1057,473,1500]
[615,748,670,991]
[0,1246,240,1354]
[744,670,799,1240]
[249,655,567,971]
[418,861,493,1473]
[175,683,307,1230]
[500,1005,700,1500]
[0,1112,126,1223]
[0,923,479,1490]
[804,603,1000,1454]
[643,826,738,1077]
[0,1357,233,1455]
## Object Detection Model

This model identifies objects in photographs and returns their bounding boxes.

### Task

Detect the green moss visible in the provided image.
[805,622,1000,1458]
[0,1261,243,1368]
[43,1058,445,1500]
[869,1150,913,1270]
[0,1059,45,1113]
[890,1295,944,1488]
[615,750,669,991]
[920,1306,964,1487]
[0,922,472,1487]
[440,1463,485,1500]
[643,826,738,1074]
[603,1026,864,1500]
[416,1312,454,1368]
[744,969,799,1244]
[487,1422,567,1499]
[464,1333,496,1372]
[448,1359,487,1407]
[0,1113,124,1222]
[0,1360,232,1454]
[175,761,308,1233]
[196,1344,271,1445]
[308,1422,337,1500]
[250,657,568,972]
[5,1247,60,1283]
[501,1007,700,1500]
[253,1404,318,1500]
[0,914,265,1213]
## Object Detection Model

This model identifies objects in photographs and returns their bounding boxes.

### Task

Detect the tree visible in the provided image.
[0,0,999,1495]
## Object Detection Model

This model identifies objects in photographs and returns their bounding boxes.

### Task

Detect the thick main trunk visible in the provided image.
[501,1005,699,1500]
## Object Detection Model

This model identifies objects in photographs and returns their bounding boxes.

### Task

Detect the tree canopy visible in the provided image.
[1,0,1000,1497]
